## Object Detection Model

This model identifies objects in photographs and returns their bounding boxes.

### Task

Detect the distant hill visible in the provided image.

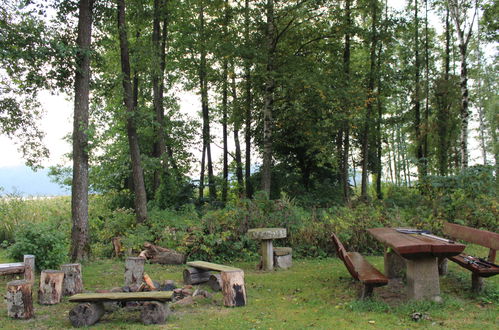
[0,166,69,197]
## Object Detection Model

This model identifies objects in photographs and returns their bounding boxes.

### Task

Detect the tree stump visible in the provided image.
[208,273,222,291]
[69,302,105,327]
[6,280,34,319]
[124,257,145,287]
[221,270,246,307]
[38,270,65,305]
[140,301,170,325]
[183,267,211,285]
[23,255,35,283]
[61,263,84,296]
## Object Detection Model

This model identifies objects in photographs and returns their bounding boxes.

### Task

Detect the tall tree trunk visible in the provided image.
[261,0,275,196]
[71,0,94,261]
[221,0,230,204]
[423,0,429,175]
[375,0,386,200]
[199,3,216,201]
[152,0,170,194]
[117,0,148,223]
[449,0,477,169]
[414,0,424,182]
[341,0,352,203]
[361,0,378,200]
[244,0,253,199]
[231,65,244,194]
[199,144,206,202]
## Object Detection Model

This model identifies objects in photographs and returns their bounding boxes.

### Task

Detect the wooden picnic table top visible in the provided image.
[367,228,466,260]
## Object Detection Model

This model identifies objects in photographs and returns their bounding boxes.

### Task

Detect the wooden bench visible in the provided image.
[184,261,247,307]
[0,255,35,283]
[442,222,499,292]
[332,233,388,299]
[68,291,173,326]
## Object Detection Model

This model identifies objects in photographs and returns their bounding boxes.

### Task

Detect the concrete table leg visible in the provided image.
[384,249,406,279]
[406,257,441,301]
[261,240,274,271]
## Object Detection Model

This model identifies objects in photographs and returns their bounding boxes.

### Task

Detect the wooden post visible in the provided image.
[38,270,65,305]
[124,257,145,287]
[61,263,84,296]
[23,255,35,283]
[208,273,222,291]
[221,270,246,307]
[6,280,34,319]
[140,301,170,325]
[69,302,105,327]
[183,267,211,285]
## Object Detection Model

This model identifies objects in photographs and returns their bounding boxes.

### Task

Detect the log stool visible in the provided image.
[39,270,65,304]
[6,280,34,319]
[124,257,145,288]
[273,247,292,269]
[61,263,83,296]
[248,228,287,271]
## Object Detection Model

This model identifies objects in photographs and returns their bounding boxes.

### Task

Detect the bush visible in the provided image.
[9,222,68,270]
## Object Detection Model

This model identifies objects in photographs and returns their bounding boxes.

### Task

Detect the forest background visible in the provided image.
[0,0,497,267]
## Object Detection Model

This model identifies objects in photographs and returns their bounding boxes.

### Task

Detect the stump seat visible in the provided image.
[332,233,388,299]
[273,247,292,269]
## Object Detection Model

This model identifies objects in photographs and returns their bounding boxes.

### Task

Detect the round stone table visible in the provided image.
[247,228,287,271]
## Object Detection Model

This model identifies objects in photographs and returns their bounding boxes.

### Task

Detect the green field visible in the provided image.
[0,248,497,329]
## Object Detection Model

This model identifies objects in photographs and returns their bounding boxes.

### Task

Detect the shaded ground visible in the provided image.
[0,246,497,329]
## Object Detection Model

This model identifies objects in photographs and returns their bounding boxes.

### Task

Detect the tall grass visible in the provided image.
[0,194,71,242]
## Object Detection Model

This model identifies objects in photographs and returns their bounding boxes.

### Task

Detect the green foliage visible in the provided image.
[8,221,68,270]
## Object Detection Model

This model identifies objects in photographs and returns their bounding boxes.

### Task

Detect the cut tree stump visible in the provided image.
[61,263,83,296]
[183,267,211,285]
[38,270,64,305]
[208,274,222,291]
[23,255,35,283]
[140,301,170,325]
[124,257,145,287]
[69,302,105,327]
[221,270,247,307]
[6,280,34,319]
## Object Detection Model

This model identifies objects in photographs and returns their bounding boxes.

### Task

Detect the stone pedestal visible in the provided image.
[406,257,441,301]
[274,247,292,269]
[384,249,406,279]
[248,228,287,271]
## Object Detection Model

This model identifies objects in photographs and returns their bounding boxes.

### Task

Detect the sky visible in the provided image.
[0,0,491,172]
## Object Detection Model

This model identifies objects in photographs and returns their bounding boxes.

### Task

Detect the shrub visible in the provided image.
[9,222,68,270]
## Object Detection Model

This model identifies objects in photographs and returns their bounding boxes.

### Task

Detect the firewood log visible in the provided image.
[69,302,105,327]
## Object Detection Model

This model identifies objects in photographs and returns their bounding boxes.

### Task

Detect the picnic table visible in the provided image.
[367,228,466,301]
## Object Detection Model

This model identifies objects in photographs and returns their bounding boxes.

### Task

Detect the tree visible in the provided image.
[117,0,148,222]
[70,0,94,261]
[448,0,477,169]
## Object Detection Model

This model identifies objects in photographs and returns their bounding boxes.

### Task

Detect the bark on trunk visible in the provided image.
[6,280,34,319]
[23,255,35,283]
[118,0,148,223]
[38,270,64,305]
[61,263,84,296]
[124,257,145,287]
[183,267,211,285]
[261,0,275,196]
[71,0,93,262]
[69,302,105,327]
[221,270,247,307]
[140,301,170,325]
[244,0,253,198]
[341,0,351,203]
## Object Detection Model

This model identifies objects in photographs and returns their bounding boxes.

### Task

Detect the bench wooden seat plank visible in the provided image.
[368,228,465,259]
[0,264,25,275]
[69,291,173,303]
[447,254,499,278]
[186,261,241,272]
[347,252,389,285]
[332,233,388,299]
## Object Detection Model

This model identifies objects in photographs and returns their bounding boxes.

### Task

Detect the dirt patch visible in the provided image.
[377,278,408,306]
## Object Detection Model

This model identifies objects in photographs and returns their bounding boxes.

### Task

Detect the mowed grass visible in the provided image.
[0,248,497,329]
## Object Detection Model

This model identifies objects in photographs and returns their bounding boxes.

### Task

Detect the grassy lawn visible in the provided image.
[0,248,497,329]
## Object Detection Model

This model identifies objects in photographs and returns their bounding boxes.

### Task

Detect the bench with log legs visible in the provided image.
[331,233,388,299]
[442,222,499,293]
[184,261,247,307]
[68,291,173,327]
[0,255,35,283]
